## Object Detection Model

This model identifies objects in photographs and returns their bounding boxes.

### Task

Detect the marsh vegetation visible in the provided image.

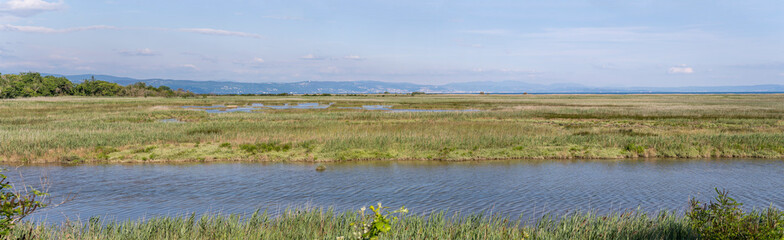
[9,193,784,240]
[1,94,783,163]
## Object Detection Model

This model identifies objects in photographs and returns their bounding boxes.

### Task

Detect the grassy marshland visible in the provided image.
[11,209,696,239]
[1,94,783,163]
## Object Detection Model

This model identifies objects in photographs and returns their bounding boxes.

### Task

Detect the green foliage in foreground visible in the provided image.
[7,191,784,239]
[11,209,782,240]
[350,203,409,240]
[0,72,195,99]
[0,170,47,236]
[10,209,696,240]
[688,189,784,239]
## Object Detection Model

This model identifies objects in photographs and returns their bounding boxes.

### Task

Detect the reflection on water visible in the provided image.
[4,159,783,223]
[182,103,479,113]
[252,102,333,109]
[340,105,480,112]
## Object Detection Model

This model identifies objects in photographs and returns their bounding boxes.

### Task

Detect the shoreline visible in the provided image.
[3,154,782,165]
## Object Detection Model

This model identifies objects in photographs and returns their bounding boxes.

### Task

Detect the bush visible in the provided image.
[240,142,292,154]
[0,170,47,235]
[95,146,118,160]
[132,146,157,153]
[687,188,784,239]
[239,144,258,154]
[624,143,646,155]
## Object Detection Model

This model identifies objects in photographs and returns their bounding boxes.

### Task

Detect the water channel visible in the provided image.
[3,159,782,223]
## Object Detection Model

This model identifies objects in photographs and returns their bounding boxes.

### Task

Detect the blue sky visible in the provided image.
[0,0,782,86]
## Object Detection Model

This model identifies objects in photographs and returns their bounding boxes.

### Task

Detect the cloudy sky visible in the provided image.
[0,0,782,86]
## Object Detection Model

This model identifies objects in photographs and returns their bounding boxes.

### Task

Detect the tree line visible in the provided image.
[0,72,196,99]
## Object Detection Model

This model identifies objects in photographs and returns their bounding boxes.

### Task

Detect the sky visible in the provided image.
[0,0,783,87]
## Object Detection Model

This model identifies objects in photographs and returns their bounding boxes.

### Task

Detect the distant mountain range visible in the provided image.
[45,74,784,94]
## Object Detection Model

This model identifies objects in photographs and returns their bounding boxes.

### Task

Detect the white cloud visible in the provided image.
[180,64,198,70]
[0,24,116,33]
[178,28,263,39]
[119,48,158,56]
[343,55,363,60]
[252,57,265,63]
[300,54,324,60]
[668,65,694,74]
[0,0,64,17]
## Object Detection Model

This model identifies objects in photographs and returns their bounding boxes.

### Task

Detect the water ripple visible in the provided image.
[3,159,783,223]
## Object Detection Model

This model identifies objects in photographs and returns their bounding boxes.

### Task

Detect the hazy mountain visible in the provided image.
[46,74,784,94]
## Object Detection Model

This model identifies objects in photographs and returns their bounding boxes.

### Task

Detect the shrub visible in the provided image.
[240,142,292,154]
[132,146,157,153]
[239,144,258,154]
[0,170,47,235]
[624,143,646,155]
[687,188,784,239]
[95,146,118,160]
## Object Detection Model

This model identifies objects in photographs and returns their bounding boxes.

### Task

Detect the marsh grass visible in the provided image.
[10,208,697,240]
[1,94,783,163]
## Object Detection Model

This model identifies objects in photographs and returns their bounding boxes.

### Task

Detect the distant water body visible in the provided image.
[183,103,480,113]
[4,159,783,223]
[458,92,784,95]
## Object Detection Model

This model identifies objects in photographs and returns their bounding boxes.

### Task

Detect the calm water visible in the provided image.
[339,105,480,112]
[3,159,783,223]
[182,103,478,113]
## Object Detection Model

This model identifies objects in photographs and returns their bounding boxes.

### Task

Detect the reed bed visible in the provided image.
[10,208,696,239]
[1,94,783,163]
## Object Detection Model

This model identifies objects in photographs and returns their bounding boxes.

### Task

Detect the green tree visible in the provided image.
[75,79,123,96]
[0,72,190,98]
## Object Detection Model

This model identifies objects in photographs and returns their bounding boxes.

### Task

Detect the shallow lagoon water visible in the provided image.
[5,159,783,223]
[182,103,478,113]
[340,105,480,112]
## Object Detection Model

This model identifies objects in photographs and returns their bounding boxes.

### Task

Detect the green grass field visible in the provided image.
[2,94,783,163]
